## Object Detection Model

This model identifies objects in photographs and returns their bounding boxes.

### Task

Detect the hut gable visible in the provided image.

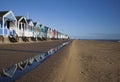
[33,22,37,26]
[27,19,34,26]
[15,16,22,21]
[2,11,16,21]
[16,16,27,23]
[33,22,40,27]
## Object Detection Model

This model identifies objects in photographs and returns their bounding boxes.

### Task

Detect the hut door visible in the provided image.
[19,23,21,30]
[7,21,10,29]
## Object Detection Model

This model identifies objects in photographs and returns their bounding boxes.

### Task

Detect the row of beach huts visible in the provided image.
[0,10,69,43]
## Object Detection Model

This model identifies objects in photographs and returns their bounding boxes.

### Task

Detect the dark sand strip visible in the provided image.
[0,40,68,73]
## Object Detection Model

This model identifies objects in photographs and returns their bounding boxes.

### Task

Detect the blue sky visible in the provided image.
[0,0,120,39]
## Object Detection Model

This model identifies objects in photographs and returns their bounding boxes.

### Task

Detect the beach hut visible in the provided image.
[62,34,66,40]
[0,11,17,42]
[51,29,55,39]
[44,26,48,40]
[61,34,69,40]
[26,19,34,38]
[46,28,49,39]
[39,24,44,40]
[63,34,67,39]
[61,33,66,40]
[33,22,40,41]
[16,16,28,37]
[65,34,69,39]
[53,29,57,40]
[47,28,52,39]
[39,24,47,40]
[57,32,63,40]
[57,31,60,39]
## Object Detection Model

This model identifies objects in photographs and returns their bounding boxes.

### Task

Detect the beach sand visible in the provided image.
[16,40,120,82]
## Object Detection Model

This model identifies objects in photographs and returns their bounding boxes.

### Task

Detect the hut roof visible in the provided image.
[0,11,9,21]
[33,22,37,26]
[16,16,27,23]
[15,16,22,21]
[26,19,32,23]
[0,11,16,21]
[0,11,9,17]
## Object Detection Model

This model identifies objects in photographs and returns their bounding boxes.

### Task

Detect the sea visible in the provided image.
[79,39,120,42]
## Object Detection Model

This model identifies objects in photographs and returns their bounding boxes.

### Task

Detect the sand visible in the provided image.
[16,40,120,82]
[0,40,68,73]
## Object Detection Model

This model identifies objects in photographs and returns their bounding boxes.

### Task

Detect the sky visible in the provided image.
[0,0,120,39]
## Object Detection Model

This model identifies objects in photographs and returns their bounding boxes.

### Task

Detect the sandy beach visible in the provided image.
[16,40,120,82]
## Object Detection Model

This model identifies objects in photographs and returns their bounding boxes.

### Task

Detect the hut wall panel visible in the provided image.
[0,29,3,35]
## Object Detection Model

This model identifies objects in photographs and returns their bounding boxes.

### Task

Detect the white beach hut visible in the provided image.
[26,19,34,38]
[0,11,17,42]
[16,16,28,37]
[33,22,41,41]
